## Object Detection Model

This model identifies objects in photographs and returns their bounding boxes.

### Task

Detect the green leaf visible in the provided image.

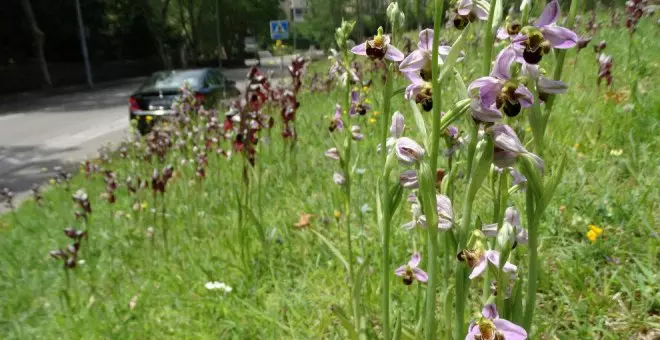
[541,153,567,211]
[389,183,405,217]
[391,86,407,99]
[330,305,359,340]
[393,309,402,340]
[311,229,349,271]
[491,0,503,35]
[408,99,429,151]
[437,30,467,84]
[453,68,468,100]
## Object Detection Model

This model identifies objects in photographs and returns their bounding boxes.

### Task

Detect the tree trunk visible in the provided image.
[19,0,52,87]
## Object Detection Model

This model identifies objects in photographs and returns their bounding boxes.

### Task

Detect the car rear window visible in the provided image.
[140,70,205,91]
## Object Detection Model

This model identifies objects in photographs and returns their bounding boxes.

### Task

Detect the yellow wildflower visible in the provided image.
[373,111,380,117]
[364,98,371,104]
[145,115,153,123]
[333,210,341,219]
[369,118,377,125]
[141,202,148,210]
[362,86,369,92]
[588,224,603,235]
[574,143,580,149]
[526,127,532,132]
[586,224,603,242]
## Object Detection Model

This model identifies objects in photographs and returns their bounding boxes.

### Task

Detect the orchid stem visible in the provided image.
[522,186,539,331]
[482,0,498,75]
[455,123,479,340]
[379,56,396,340]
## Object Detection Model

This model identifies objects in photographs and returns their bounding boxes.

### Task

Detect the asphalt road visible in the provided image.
[0,59,302,212]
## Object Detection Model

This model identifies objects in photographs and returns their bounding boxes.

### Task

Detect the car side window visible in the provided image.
[205,72,221,87]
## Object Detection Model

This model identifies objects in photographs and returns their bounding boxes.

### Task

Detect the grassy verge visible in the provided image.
[1,17,659,339]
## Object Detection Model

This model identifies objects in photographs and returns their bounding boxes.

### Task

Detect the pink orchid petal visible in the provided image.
[537,0,560,27]
[542,26,578,49]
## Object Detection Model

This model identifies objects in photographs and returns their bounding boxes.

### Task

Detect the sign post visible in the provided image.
[269,20,289,40]
[270,20,289,70]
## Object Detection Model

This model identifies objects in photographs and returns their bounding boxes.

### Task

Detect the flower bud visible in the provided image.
[395,137,425,165]
[399,170,419,189]
[332,172,346,185]
[390,111,404,138]
[324,147,340,160]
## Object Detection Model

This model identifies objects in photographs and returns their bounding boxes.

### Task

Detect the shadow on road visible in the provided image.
[0,145,81,194]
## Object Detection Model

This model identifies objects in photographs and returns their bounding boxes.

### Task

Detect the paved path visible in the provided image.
[0,70,251,212]
[0,50,324,212]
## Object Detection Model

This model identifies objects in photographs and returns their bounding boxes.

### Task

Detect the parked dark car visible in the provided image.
[129,68,240,134]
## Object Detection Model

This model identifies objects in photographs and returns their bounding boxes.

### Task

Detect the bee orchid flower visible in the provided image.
[394,252,428,285]
[468,47,534,121]
[513,0,578,64]
[351,26,404,62]
[466,304,527,339]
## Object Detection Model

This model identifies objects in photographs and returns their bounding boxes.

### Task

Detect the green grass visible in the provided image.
[1,17,659,339]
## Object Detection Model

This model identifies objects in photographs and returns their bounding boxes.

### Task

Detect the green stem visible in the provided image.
[454,123,479,340]
[423,0,445,338]
[381,65,394,167]
[522,186,539,331]
[380,176,393,339]
[482,0,498,75]
[341,49,359,334]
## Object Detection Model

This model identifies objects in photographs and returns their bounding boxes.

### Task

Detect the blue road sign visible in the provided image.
[270,20,289,40]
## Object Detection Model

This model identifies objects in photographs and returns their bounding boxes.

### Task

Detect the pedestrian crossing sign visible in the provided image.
[270,20,289,40]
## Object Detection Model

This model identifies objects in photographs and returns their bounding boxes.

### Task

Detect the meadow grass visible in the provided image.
[1,16,659,339]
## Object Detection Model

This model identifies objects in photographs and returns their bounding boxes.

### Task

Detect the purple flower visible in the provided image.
[348,90,371,116]
[395,137,425,165]
[482,206,529,245]
[466,304,527,339]
[390,111,405,138]
[394,252,428,285]
[399,29,458,81]
[467,250,517,279]
[491,124,544,171]
[351,26,404,62]
[453,0,489,29]
[333,172,346,185]
[514,0,578,64]
[468,47,534,121]
[329,104,345,132]
[325,147,340,160]
[403,71,433,112]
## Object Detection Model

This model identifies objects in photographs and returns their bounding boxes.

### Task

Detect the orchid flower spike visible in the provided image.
[394,252,428,285]
[351,26,404,62]
[466,304,528,339]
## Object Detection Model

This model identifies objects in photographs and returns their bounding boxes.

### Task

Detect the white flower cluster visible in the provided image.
[204,281,233,293]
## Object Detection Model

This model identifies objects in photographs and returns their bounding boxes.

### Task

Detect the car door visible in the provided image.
[203,71,222,107]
